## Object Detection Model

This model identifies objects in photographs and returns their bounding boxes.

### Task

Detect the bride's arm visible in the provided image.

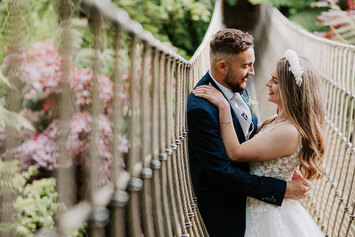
[193,85,299,162]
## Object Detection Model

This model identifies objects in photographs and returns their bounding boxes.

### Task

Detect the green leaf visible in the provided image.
[0,104,35,131]
[0,69,15,89]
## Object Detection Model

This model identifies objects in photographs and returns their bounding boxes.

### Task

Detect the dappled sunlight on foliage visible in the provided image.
[115,0,215,58]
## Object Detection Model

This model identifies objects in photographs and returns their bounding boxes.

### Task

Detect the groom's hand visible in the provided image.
[284,171,311,200]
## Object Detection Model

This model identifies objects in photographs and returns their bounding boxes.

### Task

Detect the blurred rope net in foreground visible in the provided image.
[0,0,223,236]
[0,0,354,237]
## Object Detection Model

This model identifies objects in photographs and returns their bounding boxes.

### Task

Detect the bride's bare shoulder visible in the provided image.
[272,123,300,153]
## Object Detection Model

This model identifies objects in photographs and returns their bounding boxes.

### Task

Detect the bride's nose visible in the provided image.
[265,78,272,87]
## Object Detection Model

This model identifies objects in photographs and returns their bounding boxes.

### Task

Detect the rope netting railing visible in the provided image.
[1,1,353,236]
[253,4,355,237]
[0,0,223,236]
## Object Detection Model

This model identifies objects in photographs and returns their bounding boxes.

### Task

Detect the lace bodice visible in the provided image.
[245,121,324,237]
[249,121,302,182]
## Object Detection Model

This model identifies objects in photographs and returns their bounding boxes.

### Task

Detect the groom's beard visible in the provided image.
[223,71,246,93]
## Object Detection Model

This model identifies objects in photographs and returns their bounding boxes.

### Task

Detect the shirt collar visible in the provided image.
[209,70,235,100]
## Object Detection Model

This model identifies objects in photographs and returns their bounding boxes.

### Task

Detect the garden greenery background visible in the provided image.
[227,0,355,44]
[0,0,353,236]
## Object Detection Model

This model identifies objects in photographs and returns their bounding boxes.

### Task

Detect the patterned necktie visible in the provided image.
[230,93,253,139]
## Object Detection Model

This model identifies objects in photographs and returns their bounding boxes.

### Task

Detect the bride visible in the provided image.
[193,49,325,236]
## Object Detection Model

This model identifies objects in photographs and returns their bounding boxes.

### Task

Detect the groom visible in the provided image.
[187,29,310,237]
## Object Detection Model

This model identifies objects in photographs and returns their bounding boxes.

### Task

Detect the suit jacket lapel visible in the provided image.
[205,74,247,143]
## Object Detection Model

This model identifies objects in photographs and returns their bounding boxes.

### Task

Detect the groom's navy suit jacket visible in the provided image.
[187,72,287,237]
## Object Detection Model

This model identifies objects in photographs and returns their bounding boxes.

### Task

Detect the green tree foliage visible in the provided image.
[0,0,215,60]
[246,0,354,44]
[226,1,327,32]
[288,7,328,32]
[248,0,316,10]
[0,0,57,60]
[226,0,315,10]
[225,0,325,31]
[114,0,214,58]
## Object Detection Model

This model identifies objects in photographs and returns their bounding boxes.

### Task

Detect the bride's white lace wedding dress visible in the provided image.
[245,121,324,237]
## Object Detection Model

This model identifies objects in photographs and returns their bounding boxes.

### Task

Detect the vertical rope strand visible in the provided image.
[173,61,189,236]
[87,8,111,237]
[107,26,128,237]
[127,37,143,237]
[150,49,165,237]
[56,1,76,234]
[139,43,156,237]
[0,2,29,235]
[166,59,183,236]
[159,53,174,237]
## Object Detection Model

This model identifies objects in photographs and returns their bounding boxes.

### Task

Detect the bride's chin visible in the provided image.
[267,98,276,105]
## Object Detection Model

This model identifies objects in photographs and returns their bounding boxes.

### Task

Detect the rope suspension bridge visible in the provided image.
[0,0,354,236]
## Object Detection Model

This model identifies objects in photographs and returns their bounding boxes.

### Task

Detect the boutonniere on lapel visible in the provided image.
[241,95,258,116]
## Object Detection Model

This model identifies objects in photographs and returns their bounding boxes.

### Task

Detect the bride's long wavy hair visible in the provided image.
[263,56,325,180]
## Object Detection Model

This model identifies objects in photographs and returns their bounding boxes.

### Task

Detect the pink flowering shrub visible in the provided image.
[70,68,94,106]
[70,68,113,110]
[312,0,355,44]
[16,111,129,184]
[22,41,62,96]
[15,111,129,185]
[2,41,130,186]
[3,41,115,111]
[18,120,59,170]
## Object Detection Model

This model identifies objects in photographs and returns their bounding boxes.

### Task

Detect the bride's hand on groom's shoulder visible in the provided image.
[284,170,312,200]
[193,83,229,109]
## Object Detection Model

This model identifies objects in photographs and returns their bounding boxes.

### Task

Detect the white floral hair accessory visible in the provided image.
[283,49,303,87]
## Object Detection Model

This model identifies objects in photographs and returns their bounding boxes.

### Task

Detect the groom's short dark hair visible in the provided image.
[210,29,254,55]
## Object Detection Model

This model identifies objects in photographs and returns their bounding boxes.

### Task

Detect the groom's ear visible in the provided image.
[217,60,228,74]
